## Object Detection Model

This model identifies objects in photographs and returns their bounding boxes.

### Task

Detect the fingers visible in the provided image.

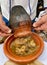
[0,32,10,37]
[34,22,47,31]
[0,21,11,37]
[0,30,10,37]
[33,18,45,27]
[33,15,47,31]
[0,24,11,34]
[0,15,11,35]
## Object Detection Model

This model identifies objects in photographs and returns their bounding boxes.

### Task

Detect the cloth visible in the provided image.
[2,16,9,26]
[0,41,47,65]
[0,0,47,21]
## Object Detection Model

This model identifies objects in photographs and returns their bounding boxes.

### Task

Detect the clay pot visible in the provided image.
[3,6,44,64]
[3,32,44,64]
[9,6,32,32]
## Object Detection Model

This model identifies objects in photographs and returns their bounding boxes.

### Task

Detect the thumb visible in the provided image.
[0,24,11,33]
[33,18,44,27]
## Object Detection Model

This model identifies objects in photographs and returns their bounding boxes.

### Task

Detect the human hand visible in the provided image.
[0,15,11,37]
[33,15,47,31]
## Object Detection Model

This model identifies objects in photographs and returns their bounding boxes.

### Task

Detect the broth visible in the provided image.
[10,36,39,56]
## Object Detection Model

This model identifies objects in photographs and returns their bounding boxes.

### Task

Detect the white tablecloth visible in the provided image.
[0,41,47,65]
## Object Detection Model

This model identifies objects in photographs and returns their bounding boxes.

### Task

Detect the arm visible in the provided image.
[0,14,11,37]
[33,0,47,31]
[0,0,11,37]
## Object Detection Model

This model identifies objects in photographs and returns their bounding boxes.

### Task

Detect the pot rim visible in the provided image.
[3,32,44,64]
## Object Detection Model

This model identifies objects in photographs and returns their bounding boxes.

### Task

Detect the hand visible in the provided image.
[33,15,47,31]
[0,15,11,37]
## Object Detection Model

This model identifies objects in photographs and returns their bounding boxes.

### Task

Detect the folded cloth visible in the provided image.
[4,60,44,65]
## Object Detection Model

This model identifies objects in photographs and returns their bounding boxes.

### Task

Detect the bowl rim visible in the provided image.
[3,32,44,64]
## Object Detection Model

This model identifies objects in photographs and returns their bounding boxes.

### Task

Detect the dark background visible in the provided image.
[36,0,44,17]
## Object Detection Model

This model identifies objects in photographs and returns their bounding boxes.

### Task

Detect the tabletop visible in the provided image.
[0,41,47,65]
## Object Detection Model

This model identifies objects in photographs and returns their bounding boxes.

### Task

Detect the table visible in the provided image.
[0,41,47,65]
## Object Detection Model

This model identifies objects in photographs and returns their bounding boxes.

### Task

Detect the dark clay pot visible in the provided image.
[9,6,32,33]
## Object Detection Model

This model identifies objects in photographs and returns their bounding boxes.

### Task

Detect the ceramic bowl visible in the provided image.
[3,31,44,64]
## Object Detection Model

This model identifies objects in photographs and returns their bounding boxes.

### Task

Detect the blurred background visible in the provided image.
[0,0,44,16]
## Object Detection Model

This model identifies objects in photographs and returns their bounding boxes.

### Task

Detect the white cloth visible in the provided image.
[0,0,47,21]
[0,41,47,65]
[0,0,38,20]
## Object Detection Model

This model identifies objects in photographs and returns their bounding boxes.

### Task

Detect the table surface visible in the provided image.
[0,41,47,65]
